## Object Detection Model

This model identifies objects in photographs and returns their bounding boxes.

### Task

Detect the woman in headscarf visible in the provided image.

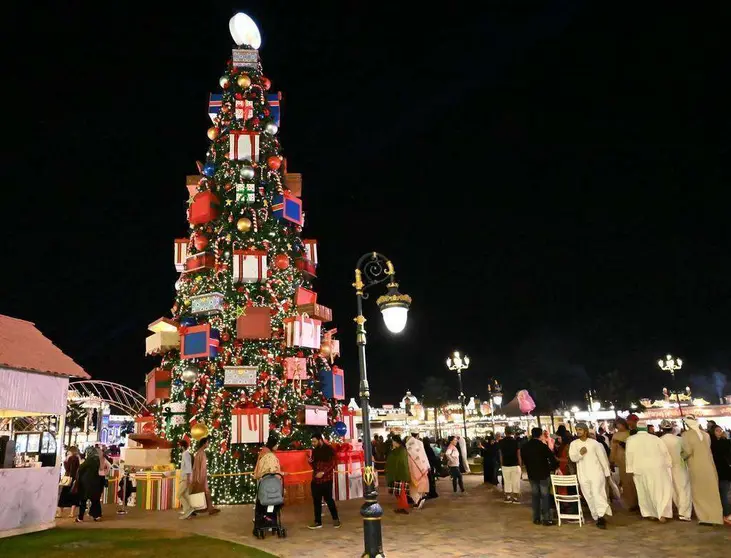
[480,437,499,486]
[75,446,102,522]
[192,437,221,516]
[386,435,411,514]
[422,437,440,499]
[554,425,576,512]
[253,435,284,519]
[57,446,80,518]
[404,433,430,508]
[609,417,637,511]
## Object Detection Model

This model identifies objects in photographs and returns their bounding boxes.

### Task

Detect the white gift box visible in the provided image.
[190,292,225,315]
[233,249,268,283]
[120,448,171,468]
[231,408,269,444]
[229,131,260,162]
[299,404,329,426]
[224,366,257,387]
[174,239,188,272]
[162,402,186,426]
[302,239,318,265]
[284,314,321,349]
[235,99,254,120]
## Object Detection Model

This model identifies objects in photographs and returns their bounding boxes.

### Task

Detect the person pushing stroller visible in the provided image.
[253,435,287,538]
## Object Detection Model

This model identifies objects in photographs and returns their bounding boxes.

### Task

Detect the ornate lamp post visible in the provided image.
[658,354,686,429]
[487,380,503,432]
[446,351,470,439]
[353,252,411,558]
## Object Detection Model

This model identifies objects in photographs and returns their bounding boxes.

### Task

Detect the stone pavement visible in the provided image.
[61,475,729,558]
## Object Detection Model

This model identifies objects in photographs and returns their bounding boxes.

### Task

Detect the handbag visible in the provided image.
[59,475,72,487]
[189,491,207,510]
[387,480,407,497]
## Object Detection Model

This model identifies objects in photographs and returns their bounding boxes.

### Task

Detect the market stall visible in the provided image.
[0,314,90,538]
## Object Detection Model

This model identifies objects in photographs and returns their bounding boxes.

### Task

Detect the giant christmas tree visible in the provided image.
[144,13,344,505]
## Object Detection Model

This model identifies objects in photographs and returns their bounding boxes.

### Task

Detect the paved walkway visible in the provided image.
[61,475,729,558]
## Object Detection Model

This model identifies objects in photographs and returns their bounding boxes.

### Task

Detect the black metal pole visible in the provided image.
[457,370,468,439]
[356,291,384,557]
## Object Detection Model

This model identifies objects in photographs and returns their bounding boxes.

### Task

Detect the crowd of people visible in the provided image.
[57,444,112,522]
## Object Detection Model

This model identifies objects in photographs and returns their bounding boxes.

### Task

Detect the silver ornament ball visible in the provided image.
[223,250,231,259]
[181,366,199,383]
[241,166,255,179]
[265,123,279,136]
[219,75,230,88]
[175,277,183,291]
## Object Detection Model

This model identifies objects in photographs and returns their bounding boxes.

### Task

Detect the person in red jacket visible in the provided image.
[308,433,341,529]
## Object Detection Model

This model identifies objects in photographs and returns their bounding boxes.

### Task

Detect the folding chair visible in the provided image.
[550,474,584,527]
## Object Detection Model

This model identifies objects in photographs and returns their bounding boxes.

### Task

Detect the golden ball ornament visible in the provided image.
[207,127,219,141]
[320,343,332,357]
[237,74,252,88]
[191,423,209,441]
[236,217,252,232]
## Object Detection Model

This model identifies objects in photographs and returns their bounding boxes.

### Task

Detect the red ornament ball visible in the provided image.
[267,155,282,171]
[221,331,230,342]
[274,253,290,270]
[193,234,208,251]
[261,77,272,90]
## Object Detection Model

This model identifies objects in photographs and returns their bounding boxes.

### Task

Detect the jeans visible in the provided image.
[311,481,338,524]
[720,479,731,517]
[450,466,464,492]
[530,479,552,522]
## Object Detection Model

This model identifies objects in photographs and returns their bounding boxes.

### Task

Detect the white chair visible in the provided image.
[550,474,584,527]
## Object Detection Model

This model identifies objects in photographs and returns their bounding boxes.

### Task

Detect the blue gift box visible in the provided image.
[267,92,281,126]
[319,366,345,400]
[208,93,223,123]
[180,324,220,359]
[272,192,303,226]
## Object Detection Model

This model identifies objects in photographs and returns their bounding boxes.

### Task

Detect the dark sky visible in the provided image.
[4,2,730,407]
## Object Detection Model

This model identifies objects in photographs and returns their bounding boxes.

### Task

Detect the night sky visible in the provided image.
[4,2,730,408]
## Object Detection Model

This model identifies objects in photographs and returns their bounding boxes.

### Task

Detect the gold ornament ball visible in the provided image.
[237,75,252,88]
[207,127,219,141]
[320,343,332,357]
[236,217,252,232]
[191,423,209,441]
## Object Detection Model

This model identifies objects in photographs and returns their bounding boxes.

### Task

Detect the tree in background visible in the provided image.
[146,16,341,504]
[64,402,86,447]
[421,376,449,440]
[596,369,644,416]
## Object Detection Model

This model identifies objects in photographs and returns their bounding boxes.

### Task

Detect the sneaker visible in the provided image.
[333,520,341,528]
[75,518,83,523]
[93,517,102,522]
[542,520,555,526]
[596,517,607,529]
[503,499,512,504]
[512,499,521,504]
[678,516,692,522]
[308,523,323,529]
[416,497,426,510]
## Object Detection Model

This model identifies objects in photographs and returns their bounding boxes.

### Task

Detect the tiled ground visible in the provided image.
[61,475,730,558]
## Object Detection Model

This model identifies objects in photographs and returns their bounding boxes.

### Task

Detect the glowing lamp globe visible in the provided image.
[229,13,261,49]
[381,305,408,334]
[591,400,601,412]
[493,394,503,406]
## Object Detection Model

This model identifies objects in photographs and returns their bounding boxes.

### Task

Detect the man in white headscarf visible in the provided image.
[681,415,723,525]
[626,421,673,522]
[570,422,612,528]
[659,419,692,520]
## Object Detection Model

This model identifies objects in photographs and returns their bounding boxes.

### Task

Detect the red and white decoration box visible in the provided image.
[283,356,307,381]
[341,406,358,440]
[189,191,219,225]
[235,99,254,121]
[302,239,318,265]
[174,239,188,272]
[333,448,365,501]
[231,408,270,444]
[297,404,329,426]
[233,249,268,283]
[283,314,321,350]
[229,131,260,162]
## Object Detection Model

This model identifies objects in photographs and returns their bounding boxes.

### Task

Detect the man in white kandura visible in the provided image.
[569,422,612,529]
[626,420,673,522]
[659,419,692,521]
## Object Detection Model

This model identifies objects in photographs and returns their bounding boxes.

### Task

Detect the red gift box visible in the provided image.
[295,287,317,306]
[275,450,313,485]
[236,307,272,339]
[295,257,317,279]
[302,239,318,266]
[184,251,214,273]
[189,191,219,225]
[283,357,307,381]
[145,368,172,403]
[341,406,358,440]
[296,302,332,322]
[174,238,188,272]
[231,408,269,444]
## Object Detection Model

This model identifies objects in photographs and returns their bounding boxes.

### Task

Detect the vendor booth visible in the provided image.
[0,314,90,538]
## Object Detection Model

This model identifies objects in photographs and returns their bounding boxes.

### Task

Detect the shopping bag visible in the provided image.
[189,492,207,510]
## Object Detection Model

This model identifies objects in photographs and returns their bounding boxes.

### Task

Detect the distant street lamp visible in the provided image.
[658,354,686,429]
[353,252,411,558]
[446,351,470,439]
[487,380,503,432]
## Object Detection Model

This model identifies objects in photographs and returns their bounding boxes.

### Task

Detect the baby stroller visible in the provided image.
[253,473,286,539]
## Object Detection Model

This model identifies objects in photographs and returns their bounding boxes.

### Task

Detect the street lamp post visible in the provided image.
[446,351,470,439]
[353,252,411,558]
[658,354,686,429]
[487,380,502,433]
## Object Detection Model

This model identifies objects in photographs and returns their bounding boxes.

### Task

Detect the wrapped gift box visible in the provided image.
[295,257,317,279]
[180,324,220,359]
[189,191,220,225]
[284,172,302,197]
[275,450,313,486]
[341,406,358,440]
[283,356,307,381]
[121,448,172,468]
[295,286,317,305]
[333,449,365,501]
[272,192,303,226]
[208,93,222,123]
[229,131,260,162]
[296,302,332,322]
[146,368,172,403]
[302,239,318,266]
[190,292,225,315]
[161,401,186,427]
[236,307,272,339]
[232,48,259,69]
[233,249,267,283]
[134,415,155,435]
[235,99,254,121]
[297,404,329,426]
[320,366,345,400]
[186,175,202,198]
[236,183,256,204]
[224,365,257,387]
[134,471,177,511]
[284,314,321,349]
[145,317,180,355]
[184,251,215,273]
[174,238,188,272]
[231,408,270,444]
[267,92,282,126]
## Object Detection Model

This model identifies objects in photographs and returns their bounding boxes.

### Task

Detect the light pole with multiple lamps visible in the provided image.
[487,380,503,433]
[446,351,470,439]
[353,252,411,558]
[658,354,686,429]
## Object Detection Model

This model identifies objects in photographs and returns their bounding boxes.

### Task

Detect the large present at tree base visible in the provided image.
[267,92,282,126]
[232,48,259,69]
[190,292,225,315]
[224,365,257,387]
[236,306,272,339]
[296,302,332,322]
[189,191,220,225]
[134,471,177,511]
[272,192,303,226]
[174,238,188,272]
[332,447,365,501]
[145,368,172,403]
[320,366,345,400]
[232,249,267,283]
[231,408,270,443]
[275,449,313,486]
[180,324,220,359]
[297,404,329,426]
[229,131,260,162]
[284,314,321,349]
[184,251,215,273]
[145,317,180,355]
